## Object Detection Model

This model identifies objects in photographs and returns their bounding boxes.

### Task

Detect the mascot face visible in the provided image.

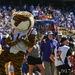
[11,11,34,31]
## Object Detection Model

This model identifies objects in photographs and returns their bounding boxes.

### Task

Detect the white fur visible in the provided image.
[11,15,34,31]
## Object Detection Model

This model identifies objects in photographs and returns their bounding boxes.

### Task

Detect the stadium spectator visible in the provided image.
[40,31,55,75]
[54,37,72,75]
[27,39,44,75]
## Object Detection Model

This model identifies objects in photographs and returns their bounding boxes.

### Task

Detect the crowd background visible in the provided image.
[0,1,75,36]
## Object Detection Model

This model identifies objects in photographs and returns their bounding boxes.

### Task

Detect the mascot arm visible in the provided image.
[22,35,36,47]
[7,39,21,47]
[5,36,21,47]
[5,35,36,47]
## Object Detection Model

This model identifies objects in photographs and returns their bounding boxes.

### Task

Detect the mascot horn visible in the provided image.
[0,11,37,75]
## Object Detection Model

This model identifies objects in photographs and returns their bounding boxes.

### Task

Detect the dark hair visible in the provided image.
[60,37,67,43]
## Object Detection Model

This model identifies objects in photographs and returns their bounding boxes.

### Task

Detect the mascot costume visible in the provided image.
[0,11,37,75]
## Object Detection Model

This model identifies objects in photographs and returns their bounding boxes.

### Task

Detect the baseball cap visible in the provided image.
[48,31,53,35]
[57,31,62,35]
[60,37,67,43]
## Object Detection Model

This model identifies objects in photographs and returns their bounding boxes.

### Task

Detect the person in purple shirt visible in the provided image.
[40,31,55,75]
[1,37,10,50]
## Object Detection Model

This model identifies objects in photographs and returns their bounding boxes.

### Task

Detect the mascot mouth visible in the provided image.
[13,15,31,28]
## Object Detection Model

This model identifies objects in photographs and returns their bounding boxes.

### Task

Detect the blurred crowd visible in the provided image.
[0,4,75,36]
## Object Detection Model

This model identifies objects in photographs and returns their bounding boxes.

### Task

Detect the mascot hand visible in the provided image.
[8,38,22,47]
[21,35,36,47]
[5,37,12,45]
[21,35,28,40]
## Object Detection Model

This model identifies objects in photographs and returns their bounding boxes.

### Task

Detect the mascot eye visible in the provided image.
[13,15,30,27]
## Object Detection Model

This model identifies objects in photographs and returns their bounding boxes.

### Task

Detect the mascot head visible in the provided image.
[11,11,34,31]
[11,11,37,47]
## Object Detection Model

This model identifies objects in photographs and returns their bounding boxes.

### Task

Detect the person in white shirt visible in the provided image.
[54,37,72,75]
[32,8,39,19]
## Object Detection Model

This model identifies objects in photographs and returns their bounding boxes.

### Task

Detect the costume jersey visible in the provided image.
[10,28,37,54]
[54,45,70,66]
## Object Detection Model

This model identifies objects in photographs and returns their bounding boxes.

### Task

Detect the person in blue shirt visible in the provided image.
[53,31,62,47]
[40,31,55,75]
[22,54,28,75]
[1,37,10,50]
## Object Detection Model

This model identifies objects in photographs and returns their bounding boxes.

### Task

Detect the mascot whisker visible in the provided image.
[0,11,37,75]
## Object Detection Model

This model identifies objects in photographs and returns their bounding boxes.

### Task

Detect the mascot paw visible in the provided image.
[21,35,28,40]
